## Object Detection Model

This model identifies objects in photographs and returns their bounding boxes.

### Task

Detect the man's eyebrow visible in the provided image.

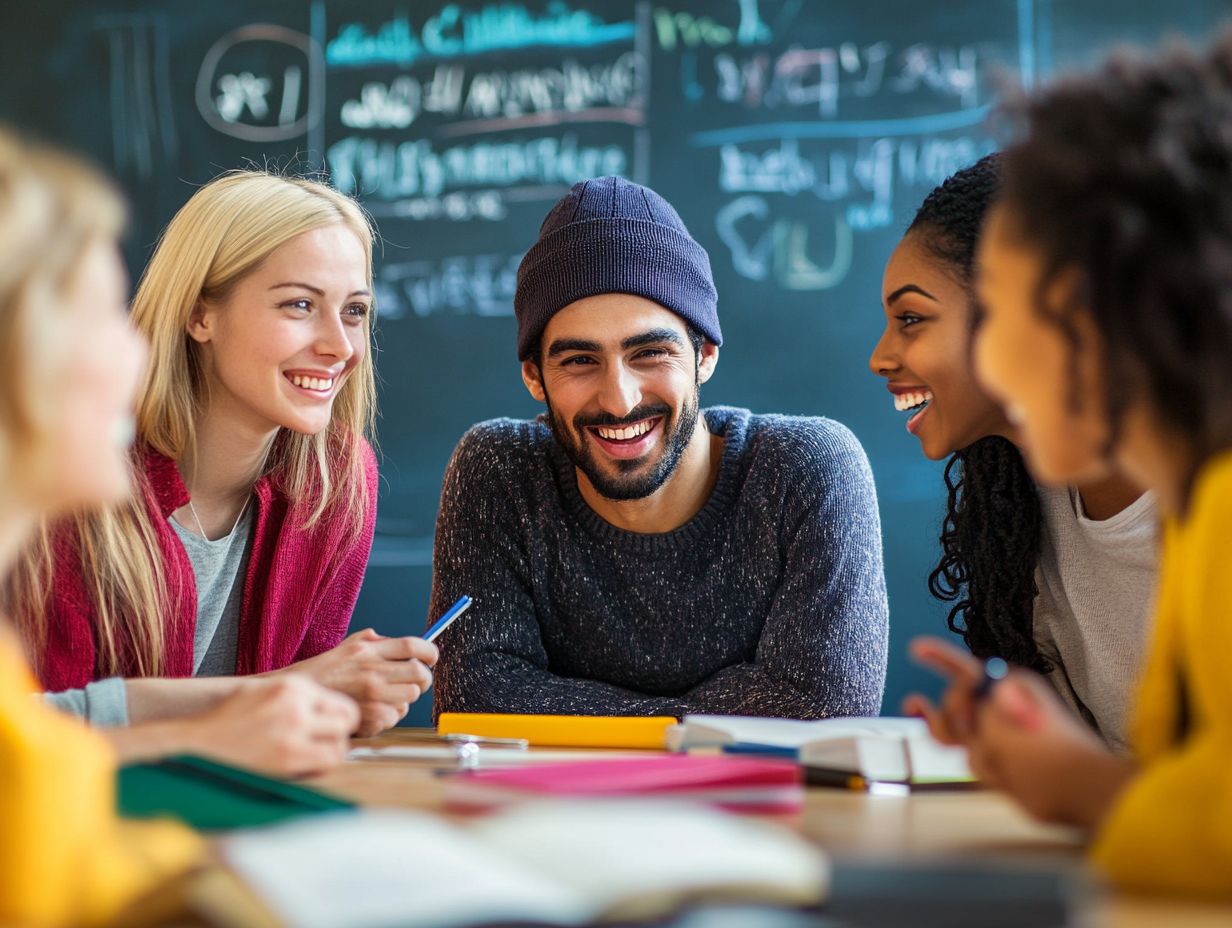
[547,337,603,357]
[885,284,938,305]
[622,329,685,349]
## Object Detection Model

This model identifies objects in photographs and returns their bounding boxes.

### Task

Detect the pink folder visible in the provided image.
[445,755,803,814]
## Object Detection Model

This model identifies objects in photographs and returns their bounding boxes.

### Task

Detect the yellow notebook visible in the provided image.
[437,713,675,749]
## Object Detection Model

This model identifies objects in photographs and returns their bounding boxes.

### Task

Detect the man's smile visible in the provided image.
[585,416,663,460]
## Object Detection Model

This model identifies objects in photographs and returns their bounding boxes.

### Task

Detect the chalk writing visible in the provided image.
[690,106,991,145]
[695,42,980,112]
[327,134,626,201]
[735,0,773,46]
[717,135,991,221]
[709,131,992,288]
[653,0,770,50]
[654,9,734,50]
[376,255,521,319]
[215,72,272,121]
[715,196,852,291]
[326,4,635,68]
[365,190,507,222]
[338,53,643,130]
[340,68,465,130]
[195,25,323,143]
[93,15,178,180]
[464,52,643,119]
[894,43,979,105]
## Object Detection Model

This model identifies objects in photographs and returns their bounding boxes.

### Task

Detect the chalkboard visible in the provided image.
[4,1,1231,724]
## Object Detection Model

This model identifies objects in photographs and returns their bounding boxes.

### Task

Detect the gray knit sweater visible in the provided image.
[430,407,888,720]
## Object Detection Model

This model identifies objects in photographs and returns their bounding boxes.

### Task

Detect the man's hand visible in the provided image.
[278,629,439,736]
[905,636,1136,829]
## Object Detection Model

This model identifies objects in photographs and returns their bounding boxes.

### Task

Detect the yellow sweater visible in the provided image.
[0,632,202,926]
[1090,452,1232,897]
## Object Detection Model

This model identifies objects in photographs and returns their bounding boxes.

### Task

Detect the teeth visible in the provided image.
[597,419,653,441]
[893,390,933,412]
[291,375,334,391]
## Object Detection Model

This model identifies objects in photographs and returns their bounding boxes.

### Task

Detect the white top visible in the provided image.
[1033,484,1159,753]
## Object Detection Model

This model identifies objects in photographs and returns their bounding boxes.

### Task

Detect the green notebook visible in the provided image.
[117,755,355,831]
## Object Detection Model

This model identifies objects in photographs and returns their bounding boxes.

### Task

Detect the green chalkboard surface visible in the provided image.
[4,1,1230,722]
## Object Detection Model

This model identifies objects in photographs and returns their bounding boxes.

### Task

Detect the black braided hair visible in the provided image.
[909,154,1051,672]
[927,438,1047,671]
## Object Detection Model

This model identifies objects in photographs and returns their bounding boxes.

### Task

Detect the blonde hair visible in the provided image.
[0,130,130,674]
[14,169,377,679]
[0,130,125,490]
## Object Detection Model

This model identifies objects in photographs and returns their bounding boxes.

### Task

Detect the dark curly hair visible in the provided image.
[999,34,1232,503]
[907,154,1051,672]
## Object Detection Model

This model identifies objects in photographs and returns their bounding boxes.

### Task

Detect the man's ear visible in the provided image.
[186,299,213,344]
[521,359,547,403]
[697,342,720,385]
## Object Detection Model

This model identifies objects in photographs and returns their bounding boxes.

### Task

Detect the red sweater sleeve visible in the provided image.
[292,439,378,661]
[34,526,100,691]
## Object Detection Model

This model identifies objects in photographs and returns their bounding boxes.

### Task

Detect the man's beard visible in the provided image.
[546,390,701,501]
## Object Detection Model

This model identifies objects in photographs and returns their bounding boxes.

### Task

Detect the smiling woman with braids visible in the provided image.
[869,154,1157,751]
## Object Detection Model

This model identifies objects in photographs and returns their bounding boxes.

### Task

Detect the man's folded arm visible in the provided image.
[670,427,890,719]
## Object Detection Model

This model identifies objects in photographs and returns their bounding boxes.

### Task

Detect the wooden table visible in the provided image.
[309,729,1231,927]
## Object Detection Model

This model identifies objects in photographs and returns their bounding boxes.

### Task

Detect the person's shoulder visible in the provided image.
[742,410,871,475]
[136,443,188,515]
[449,416,552,478]
[1184,450,1232,532]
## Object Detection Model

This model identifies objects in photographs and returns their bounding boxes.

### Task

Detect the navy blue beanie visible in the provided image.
[514,176,722,360]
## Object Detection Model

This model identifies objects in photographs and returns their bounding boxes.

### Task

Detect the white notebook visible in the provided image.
[670,715,973,785]
[222,802,829,928]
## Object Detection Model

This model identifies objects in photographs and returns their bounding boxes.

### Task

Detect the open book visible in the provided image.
[669,715,974,787]
[222,803,829,928]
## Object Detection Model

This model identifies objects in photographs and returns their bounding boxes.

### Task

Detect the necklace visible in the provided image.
[186,493,251,542]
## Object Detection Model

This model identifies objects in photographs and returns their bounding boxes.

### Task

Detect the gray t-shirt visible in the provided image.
[170,504,253,676]
[42,504,254,726]
[1033,484,1159,753]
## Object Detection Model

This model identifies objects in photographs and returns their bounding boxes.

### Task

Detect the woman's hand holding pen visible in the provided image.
[904,636,1136,829]
[902,637,987,748]
[275,629,440,737]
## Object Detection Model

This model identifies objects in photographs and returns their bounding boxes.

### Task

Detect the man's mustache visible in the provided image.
[573,404,671,430]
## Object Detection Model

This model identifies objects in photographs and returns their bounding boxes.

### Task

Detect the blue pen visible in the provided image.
[973,656,1009,701]
[424,595,473,643]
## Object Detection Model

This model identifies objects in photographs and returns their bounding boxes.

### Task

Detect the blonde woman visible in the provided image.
[7,170,437,740]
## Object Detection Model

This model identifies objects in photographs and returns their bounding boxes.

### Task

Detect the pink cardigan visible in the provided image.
[36,441,378,690]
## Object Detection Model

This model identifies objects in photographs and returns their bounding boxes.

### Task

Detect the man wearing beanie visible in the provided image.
[430,176,887,719]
